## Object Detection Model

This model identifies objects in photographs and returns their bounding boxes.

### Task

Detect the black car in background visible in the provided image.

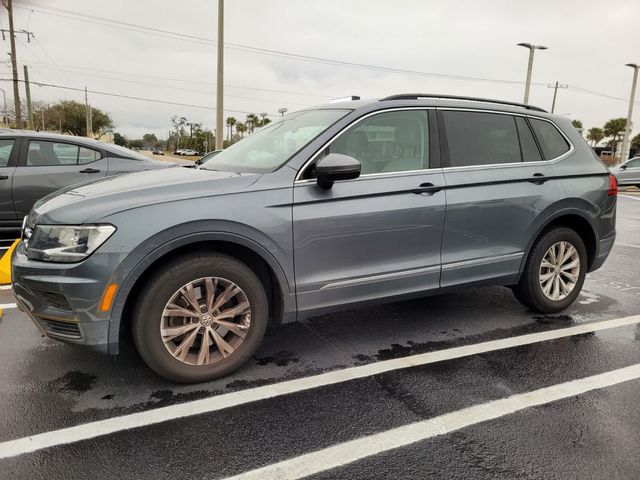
[0,131,174,242]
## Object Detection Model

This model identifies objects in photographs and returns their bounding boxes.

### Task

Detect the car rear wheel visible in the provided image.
[132,253,268,383]
[512,227,587,313]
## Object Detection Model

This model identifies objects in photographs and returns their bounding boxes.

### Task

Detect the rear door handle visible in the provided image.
[79,168,100,174]
[528,173,547,185]
[0,175,8,180]
[412,182,443,195]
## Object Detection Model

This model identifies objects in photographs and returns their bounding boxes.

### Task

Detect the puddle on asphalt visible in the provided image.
[56,370,98,393]
[253,350,300,366]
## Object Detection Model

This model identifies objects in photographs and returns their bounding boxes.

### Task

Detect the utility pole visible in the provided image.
[6,0,21,127]
[620,63,639,164]
[215,0,224,150]
[23,65,33,129]
[187,121,199,138]
[40,109,44,131]
[547,81,568,114]
[84,86,92,138]
[517,43,548,105]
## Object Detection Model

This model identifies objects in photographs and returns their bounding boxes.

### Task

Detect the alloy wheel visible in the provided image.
[539,241,580,301]
[160,277,251,366]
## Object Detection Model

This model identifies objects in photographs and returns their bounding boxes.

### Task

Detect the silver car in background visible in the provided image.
[0,131,174,242]
[610,157,640,187]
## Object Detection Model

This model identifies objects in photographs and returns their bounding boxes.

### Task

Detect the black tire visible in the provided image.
[132,252,268,383]
[512,227,587,313]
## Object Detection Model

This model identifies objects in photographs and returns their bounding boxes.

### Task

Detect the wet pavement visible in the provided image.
[1,193,639,479]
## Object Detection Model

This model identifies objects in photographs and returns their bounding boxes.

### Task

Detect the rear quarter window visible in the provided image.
[529,118,570,160]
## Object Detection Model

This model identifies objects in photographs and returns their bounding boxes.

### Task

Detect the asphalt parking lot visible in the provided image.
[1,192,639,479]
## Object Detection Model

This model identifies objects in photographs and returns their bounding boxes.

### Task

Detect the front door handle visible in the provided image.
[79,168,100,174]
[0,175,8,180]
[528,173,547,185]
[412,182,443,195]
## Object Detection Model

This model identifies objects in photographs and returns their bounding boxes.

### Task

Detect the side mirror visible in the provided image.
[315,153,361,189]
[620,164,627,170]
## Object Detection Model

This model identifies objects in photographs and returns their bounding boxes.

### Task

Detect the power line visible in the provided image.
[13,1,543,86]
[11,2,640,108]
[12,65,316,107]
[0,77,278,116]
[0,59,333,98]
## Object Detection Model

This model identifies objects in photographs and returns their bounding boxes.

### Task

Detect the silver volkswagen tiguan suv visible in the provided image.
[12,94,617,383]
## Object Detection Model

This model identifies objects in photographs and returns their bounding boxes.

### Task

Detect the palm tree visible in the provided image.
[235,122,247,138]
[604,118,627,161]
[586,127,604,147]
[245,113,258,133]
[226,117,237,141]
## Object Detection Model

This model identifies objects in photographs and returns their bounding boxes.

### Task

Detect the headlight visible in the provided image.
[26,225,116,263]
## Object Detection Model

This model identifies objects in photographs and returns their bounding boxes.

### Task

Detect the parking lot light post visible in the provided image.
[215,0,224,150]
[620,63,639,164]
[517,43,548,105]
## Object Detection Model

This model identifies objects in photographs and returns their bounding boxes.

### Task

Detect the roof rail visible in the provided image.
[379,93,547,113]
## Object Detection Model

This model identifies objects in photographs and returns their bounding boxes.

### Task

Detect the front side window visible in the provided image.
[325,110,428,175]
[200,109,350,173]
[0,139,15,167]
[443,111,521,167]
[529,118,570,160]
[27,141,101,166]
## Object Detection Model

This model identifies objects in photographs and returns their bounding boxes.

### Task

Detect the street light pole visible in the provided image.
[517,43,548,105]
[215,0,224,150]
[620,63,639,164]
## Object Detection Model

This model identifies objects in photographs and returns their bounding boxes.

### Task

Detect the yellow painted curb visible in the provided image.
[0,239,20,285]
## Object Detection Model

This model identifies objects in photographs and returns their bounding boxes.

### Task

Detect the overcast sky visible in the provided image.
[3,0,639,140]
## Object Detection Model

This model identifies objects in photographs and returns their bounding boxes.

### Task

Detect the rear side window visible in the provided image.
[515,117,542,162]
[442,111,521,167]
[27,141,101,166]
[529,118,570,159]
[0,139,14,167]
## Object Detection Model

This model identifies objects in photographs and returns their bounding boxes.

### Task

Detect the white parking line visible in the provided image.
[226,363,640,480]
[0,314,639,459]
[0,303,16,309]
[620,194,640,202]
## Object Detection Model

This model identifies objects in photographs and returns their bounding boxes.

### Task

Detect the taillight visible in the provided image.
[608,174,618,196]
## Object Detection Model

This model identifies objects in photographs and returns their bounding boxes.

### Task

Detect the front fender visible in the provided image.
[106,222,295,354]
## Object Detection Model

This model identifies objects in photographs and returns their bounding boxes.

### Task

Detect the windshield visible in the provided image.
[200,109,350,173]
[107,144,154,161]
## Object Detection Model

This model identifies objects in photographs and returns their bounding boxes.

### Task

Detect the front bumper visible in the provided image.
[11,241,119,353]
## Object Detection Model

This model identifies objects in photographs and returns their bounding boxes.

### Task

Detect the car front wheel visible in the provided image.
[132,253,268,383]
[512,227,587,313]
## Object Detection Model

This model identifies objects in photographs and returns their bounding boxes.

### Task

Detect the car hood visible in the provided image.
[30,167,261,225]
